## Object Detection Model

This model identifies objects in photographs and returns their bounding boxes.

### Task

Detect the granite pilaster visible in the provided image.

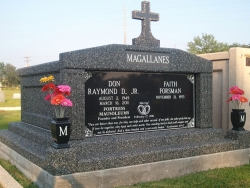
[60,69,92,140]
[196,73,213,128]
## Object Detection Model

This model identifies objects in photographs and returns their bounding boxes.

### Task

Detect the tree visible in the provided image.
[187,33,229,54]
[229,43,250,48]
[0,62,19,87]
[0,62,5,83]
[4,63,19,87]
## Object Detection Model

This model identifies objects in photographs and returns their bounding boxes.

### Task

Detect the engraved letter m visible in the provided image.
[240,115,245,122]
[59,126,68,136]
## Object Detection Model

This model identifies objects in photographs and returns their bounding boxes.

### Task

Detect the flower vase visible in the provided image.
[51,117,70,149]
[231,109,246,131]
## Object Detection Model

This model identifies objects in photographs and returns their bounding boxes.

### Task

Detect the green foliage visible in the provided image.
[187,33,250,54]
[187,33,229,54]
[0,62,19,87]
[0,62,5,83]
[0,159,38,188]
[230,43,250,48]
[4,63,19,87]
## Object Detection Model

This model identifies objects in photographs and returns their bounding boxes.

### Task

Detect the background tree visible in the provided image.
[229,43,250,48]
[4,63,19,87]
[187,33,250,54]
[187,33,229,54]
[0,62,5,83]
[0,62,19,87]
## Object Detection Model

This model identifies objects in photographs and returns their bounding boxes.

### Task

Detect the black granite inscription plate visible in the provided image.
[126,51,170,65]
[85,72,195,136]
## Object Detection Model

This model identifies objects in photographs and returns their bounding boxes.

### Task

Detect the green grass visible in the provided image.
[0,110,37,188]
[0,111,21,130]
[0,158,38,188]
[0,88,21,107]
[121,164,250,188]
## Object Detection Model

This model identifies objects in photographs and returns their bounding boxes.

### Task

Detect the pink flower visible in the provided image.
[57,85,71,93]
[60,98,73,107]
[227,85,248,108]
[232,94,241,101]
[229,86,239,91]
[229,86,244,95]
[40,75,73,118]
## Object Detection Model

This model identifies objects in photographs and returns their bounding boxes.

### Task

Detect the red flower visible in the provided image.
[42,83,56,91]
[53,87,60,93]
[51,94,65,105]
[44,94,51,101]
[240,96,248,103]
[229,87,244,95]
[64,91,71,96]
[227,97,232,102]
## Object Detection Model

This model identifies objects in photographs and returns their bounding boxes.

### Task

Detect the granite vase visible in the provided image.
[231,109,246,131]
[51,117,70,149]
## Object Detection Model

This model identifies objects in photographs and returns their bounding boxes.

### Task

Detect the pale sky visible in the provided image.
[1,0,250,69]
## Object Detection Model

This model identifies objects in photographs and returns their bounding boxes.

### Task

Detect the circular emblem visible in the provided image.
[137,103,150,115]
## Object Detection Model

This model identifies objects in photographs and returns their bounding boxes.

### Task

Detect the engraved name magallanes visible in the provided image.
[126,51,169,65]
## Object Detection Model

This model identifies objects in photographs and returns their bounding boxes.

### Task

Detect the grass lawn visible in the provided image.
[0,111,21,130]
[0,88,21,107]
[122,164,250,188]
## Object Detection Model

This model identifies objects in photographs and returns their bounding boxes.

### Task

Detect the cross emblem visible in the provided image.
[132,1,160,47]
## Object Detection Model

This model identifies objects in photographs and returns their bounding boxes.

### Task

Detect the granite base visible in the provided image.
[0,122,250,187]
[0,141,249,188]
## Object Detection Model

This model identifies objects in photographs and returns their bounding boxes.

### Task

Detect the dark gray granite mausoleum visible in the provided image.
[0,2,249,188]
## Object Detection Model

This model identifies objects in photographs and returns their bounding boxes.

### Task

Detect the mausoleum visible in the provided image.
[0,2,250,188]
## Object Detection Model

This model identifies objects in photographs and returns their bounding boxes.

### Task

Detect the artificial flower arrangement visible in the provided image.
[227,86,248,109]
[40,75,73,118]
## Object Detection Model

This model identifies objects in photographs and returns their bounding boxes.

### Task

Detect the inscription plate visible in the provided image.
[85,72,195,136]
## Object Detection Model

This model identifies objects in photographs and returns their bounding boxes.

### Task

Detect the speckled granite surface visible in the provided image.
[226,130,250,149]
[16,44,212,139]
[17,45,212,75]
[0,122,247,176]
[132,1,160,47]
[10,41,219,176]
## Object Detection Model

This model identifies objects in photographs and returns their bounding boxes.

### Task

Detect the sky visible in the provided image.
[1,0,250,69]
